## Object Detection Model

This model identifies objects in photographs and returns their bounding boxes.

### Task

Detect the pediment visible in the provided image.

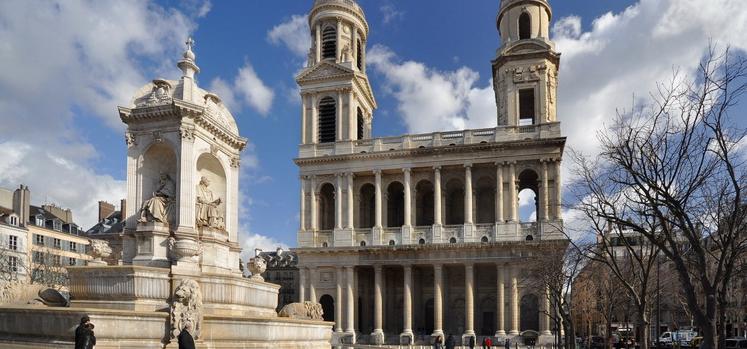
[501,39,554,56]
[296,62,355,83]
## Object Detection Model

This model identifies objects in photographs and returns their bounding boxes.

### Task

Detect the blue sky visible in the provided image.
[1,0,746,255]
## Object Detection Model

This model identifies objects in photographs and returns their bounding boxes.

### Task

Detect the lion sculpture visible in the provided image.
[278,301,323,320]
[171,278,203,340]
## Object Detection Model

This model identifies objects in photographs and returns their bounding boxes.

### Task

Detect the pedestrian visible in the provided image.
[74,316,90,349]
[446,334,455,349]
[178,322,196,349]
[487,337,493,349]
[434,335,443,349]
[83,323,96,349]
[483,337,489,349]
[469,335,476,349]
[505,337,510,349]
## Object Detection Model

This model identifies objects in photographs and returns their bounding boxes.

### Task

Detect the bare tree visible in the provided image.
[569,46,747,349]
[574,259,628,349]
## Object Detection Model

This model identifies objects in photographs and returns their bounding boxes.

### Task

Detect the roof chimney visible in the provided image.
[12,185,30,226]
[98,201,115,222]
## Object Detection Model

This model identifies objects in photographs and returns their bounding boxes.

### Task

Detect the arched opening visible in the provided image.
[319,183,335,230]
[475,177,496,223]
[321,26,337,60]
[359,240,367,246]
[519,89,535,126]
[445,179,464,225]
[419,238,426,245]
[387,182,405,227]
[519,12,531,40]
[449,237,457,244]
[196,152,227,230]
[357,107,364,140]
[322,242,329,247]
[415,180,434,226]
[318,97,336,143]
[356,39,363,70]
[388,240,396,246]
[518,170,539,223]
[358,184,375,228]
[525,235,534,241]
[140,142,177,225]
[520,294,539,331]
[481,236,489,243]
[320,294,335,325]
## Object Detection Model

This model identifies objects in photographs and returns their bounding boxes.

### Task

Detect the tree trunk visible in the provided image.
[637,312,649,349]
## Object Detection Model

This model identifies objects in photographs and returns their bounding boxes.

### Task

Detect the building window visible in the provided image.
[8,235,18,251]
[33,251,43,263]
[68,257,76,266]
[359,241,366,247]
[356,39,363,70]
[449,237,457,244]
[35,216,43,226]
[70,241,77,251]
[357,107,364,140]
[519,88,535,125]
[526,235,534,241]
[8,256,18,272]
[481,236,489,243]
[53,238,61,249]
[35,234,44,246]
[321,26,337,60]
[418,238,426,245]
[388,240,395,246]
[321,242,329,247]
[8,216,18,226]
[318,97,337,143]
[52,254,61,266]
[53,220,62,231]
[519,12,531,40]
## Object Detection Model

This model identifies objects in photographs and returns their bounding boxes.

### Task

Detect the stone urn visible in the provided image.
[247,257,266,281]
[169,237,202,262]
[88,239,112,266]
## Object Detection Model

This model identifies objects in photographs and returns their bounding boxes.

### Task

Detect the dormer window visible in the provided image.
[321,26,336,60]
[53,220,62,232]
[519,12,531,40]
[35,216,43,227]
[7,215,18,226]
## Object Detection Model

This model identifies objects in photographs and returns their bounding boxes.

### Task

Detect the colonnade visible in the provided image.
[299,263,553,344]
[299,160,562,240]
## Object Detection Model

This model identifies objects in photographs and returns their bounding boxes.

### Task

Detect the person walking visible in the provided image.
[178,322,196,349]
[446,334,455,349]
[434,335,444,349]
[83,323,96,349]
[505,337,511,349]
[74,316,91,349]
[486,337,493,349]
[469,336,476,349]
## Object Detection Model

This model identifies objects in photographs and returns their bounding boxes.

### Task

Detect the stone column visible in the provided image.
[509,163,518,222]
[372,265,384,344]
[555,159,562,219]
[374,170,382,228]
[403,168,412,227]
[464,263,475,341]
[401,265,414,343]
[300,176,306,230]
[336,267,344,332]
[496,163,504,223]
[541,285,552,336]
[315,23,321,63]
[434,167,442,225]
[309,268,317,303]
[336,89,343,141]
[336,18,342,63]
[301,93,307,143]
[352,28,358,68]
[509,266,519,335]
[177,128,196,233]
[310,94,318,143]
[336,174,343,229]
[541,161,549,222]
[347,172,354,229]
[433,264,444,338]
[496,265,506,337]
[348,89,356,140]
[310,176,318,231]
[298,268,307,302]
[464,164,473,224]
[345,266,356,341]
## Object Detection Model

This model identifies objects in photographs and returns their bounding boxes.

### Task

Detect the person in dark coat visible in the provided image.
[434,335,443,349]
[505,337,511,349]
[178,322,196,349]
[74,316,90,349]
[446,334,455,349]
[82,323,96,349]
[469,335,476,349]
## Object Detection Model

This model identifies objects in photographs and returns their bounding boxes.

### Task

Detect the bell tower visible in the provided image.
[296,0,377,153]
[493,0,560,127]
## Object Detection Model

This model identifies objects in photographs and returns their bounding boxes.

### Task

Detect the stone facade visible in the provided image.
[294,0,566,346]
[259,248,300,311]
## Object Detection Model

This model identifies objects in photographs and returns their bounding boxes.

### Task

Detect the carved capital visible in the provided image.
[230,156,240,168]
[152,131,163,143]
[180,126,196,142]
[125,132,137,147]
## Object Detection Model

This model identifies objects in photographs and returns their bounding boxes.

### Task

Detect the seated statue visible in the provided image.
[138,173,175,224]
[196,176,224,230]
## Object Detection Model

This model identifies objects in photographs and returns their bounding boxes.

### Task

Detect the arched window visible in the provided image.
[322,26,337,60]
[358,184,375,228]
[387,182,405,227]
[322,241,329,247]
[445,179,465,225]
[518,170,539,223]
[318,97,336,143]
[449,237,457,244]
[481,236,489,243]
[360,240,367,247]
[475,177,496,223]
[320,294,335,323]
[388,240,396,246]
[357,107,365,140]
[319,183,336,230]
[356,39,363,70]
[525,235,534,241]
[415,180,434,226]
[419,238,426,245]
[519,12,531,40]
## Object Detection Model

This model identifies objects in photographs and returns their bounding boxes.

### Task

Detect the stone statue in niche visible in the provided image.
[195,176,224,230]
[341,43,351,62]
[138,173,175,224]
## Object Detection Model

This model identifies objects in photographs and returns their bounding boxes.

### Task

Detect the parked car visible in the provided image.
[724,338,747,349]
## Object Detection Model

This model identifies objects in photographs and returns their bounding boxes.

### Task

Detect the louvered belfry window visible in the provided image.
[519,13,531,40]
[357,107,364,140]
[318,97,336,143]
[322,26,337,60]
[356,39,363,70]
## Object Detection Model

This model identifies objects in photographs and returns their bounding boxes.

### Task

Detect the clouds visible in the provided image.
[208,61,274,116]
[379,4,405,25]
[267,15,310,58]
[367,45,496,134]
[0,0,207,228]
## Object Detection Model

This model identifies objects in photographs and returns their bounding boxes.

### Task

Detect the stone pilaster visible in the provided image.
[309,268,317,303]
[373,169,382,245]
[433,264,444,338]
[371,265,384,344]
[400,265,414,344]
[555,159,562,219]
[509,266,519,336]
[298,268,306,302]
[509,162,518,222]
[345,266,356,343]
[496,163,504,223]
[346,173,354,229]
[336,267,343,332]
[496,265,506,337]
[541,160,549,221]
[463,263,475,344]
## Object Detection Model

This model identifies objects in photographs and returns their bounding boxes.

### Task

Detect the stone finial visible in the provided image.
[247,257,267,281]
[177,36,200,78]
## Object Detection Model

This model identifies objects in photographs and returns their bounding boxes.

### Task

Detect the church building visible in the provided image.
[293,0,567,345]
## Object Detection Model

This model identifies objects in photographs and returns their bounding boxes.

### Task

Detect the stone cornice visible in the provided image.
[353,73,377,109]
[309,2,369,39]
[492,48,561,72]
[292,238,569,255]
[295,136,566,166]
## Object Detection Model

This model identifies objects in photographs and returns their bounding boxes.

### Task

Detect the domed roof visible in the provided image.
[127,38,239,135]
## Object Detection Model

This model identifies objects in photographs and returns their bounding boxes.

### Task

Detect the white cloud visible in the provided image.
[210,62,275,116]
[380,4,405,24]
[0,0,199,229]
[267,15,310,58]
[367,44,496,134]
